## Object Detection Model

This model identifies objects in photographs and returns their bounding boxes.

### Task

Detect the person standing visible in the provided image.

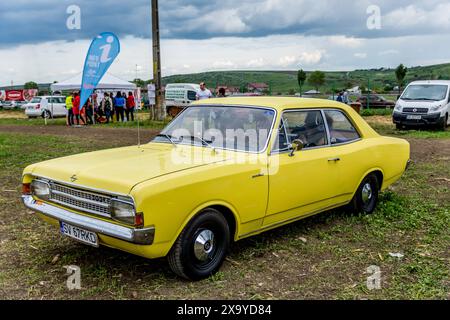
[217,87,226,98]
[336,91,344,103]
[196,82,212,100]
[343,90,349,104]
[65,92,74,126]
[85,97,94,125]
[126,91,136,121]
[114,91,125,122]
[102,93,113,123]
[72,92,84,126]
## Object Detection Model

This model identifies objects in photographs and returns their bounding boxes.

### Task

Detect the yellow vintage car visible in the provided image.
[22,97,410,280]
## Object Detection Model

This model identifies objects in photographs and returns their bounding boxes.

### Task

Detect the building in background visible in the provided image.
[247,83,269,94]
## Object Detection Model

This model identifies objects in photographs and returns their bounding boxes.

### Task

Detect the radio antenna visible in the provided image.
[137,102,141,147]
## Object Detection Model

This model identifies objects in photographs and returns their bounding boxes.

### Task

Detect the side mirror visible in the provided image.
[289,139,304,157]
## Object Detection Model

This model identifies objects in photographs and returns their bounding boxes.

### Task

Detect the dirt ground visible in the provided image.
[0,124,160,147]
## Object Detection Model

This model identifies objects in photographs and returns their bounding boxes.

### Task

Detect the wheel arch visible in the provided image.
[171,201,241,249]
[353,168,384,198]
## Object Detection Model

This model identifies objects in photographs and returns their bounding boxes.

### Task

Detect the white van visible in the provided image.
[25,96,67,118]
[165,83,200,117]
[393,80,450,130]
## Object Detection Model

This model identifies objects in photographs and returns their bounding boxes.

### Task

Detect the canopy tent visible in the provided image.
[50,73,137,92]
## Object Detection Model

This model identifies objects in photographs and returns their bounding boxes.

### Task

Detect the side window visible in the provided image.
[324,110,360,145]
[273,110,327,152]
[187,90,197,101]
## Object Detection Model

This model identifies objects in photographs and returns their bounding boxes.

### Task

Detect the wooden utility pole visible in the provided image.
[151,0,163,120]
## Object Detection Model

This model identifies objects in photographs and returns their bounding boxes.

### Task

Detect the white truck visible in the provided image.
[393,80,450,130]
[164,83,200,117]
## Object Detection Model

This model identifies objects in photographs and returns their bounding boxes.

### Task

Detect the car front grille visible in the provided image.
[48,182,112,217]
[403,107,429,114]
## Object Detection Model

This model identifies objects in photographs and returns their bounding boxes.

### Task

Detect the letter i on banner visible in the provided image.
[79,32,120,110]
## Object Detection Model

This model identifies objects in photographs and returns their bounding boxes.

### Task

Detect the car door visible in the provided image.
[322,109,366,196]
[53,97,67,116]
[264,109,342,227]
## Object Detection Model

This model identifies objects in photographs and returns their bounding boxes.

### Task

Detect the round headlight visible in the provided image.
[31,180,50,200]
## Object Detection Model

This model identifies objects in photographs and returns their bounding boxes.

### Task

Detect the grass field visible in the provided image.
[0,115,448,300]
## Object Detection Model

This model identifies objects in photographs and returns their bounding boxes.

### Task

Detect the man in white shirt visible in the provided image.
[196,82,213,100]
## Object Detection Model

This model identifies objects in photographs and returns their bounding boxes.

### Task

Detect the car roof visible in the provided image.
[408,80,450,86]
[191,96,348,112]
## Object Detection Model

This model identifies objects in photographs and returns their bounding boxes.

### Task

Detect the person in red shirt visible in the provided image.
[72,92,85,126]
[126,92,136,121]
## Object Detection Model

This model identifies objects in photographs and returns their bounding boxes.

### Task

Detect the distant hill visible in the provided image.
[159,63,450,94]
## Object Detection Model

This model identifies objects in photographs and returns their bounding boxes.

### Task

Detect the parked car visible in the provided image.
[393,80,450,130]
[25,96,66,118]
[22,97,410,280]
[2,100,17,110]
[165,83,200,117]
[357,94,395,109]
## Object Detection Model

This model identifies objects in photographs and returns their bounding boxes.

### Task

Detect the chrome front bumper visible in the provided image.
[22,195,154,245]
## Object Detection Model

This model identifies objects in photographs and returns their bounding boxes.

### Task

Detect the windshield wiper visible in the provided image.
[155,134,177,146]
[415,98,438,101]
[180,135,216,151]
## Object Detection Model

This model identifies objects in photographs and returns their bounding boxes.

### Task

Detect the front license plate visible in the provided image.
[60,221,99,247]
[406,115,422,120]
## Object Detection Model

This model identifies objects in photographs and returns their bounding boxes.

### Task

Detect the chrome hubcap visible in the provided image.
[194,229,215,262]
[362,183,373,204]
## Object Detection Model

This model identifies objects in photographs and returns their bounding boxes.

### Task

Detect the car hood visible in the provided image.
[26,143,231,194]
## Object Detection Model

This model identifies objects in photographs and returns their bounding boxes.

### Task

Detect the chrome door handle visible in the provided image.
[328,157,341,162]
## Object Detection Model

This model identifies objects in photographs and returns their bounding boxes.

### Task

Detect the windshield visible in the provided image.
[153,106,276,152]
[401,85,448,101]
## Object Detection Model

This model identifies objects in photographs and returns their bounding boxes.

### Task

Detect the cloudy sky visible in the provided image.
[1,0,450,85]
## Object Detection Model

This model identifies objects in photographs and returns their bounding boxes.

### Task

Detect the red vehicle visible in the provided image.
[357,95,395,109]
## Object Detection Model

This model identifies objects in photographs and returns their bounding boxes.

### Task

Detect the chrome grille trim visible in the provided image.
[48,182,112,218]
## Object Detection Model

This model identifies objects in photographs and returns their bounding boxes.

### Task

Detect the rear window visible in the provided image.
[31,97,41,103]
[324,110,360,144]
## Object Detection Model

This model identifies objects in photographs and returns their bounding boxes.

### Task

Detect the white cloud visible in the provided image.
[2,33,450,85]
[298,50,324,65]
[329,36,363,48]
[246,58,265,67]
[354,53,367,59]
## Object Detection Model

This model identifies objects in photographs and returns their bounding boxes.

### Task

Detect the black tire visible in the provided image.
[168,208,230,280]
[395,123,403,130]
[350,173,379,214]
[41,110,51,119]
[438,114,448,131]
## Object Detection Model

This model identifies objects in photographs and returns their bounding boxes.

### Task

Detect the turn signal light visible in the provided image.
[22,183,31,195]
[135,213,144,228]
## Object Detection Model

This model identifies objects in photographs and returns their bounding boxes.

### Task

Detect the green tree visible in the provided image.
[395,64,408,95]
[132,78,146,88]
[24,81,38,90]
[308,71,326,92]
[297,69,307,96]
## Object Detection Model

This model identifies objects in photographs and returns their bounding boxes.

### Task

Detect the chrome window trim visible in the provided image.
[322,108,362,146]
[270,107,363,155]
[152,104,278,154]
